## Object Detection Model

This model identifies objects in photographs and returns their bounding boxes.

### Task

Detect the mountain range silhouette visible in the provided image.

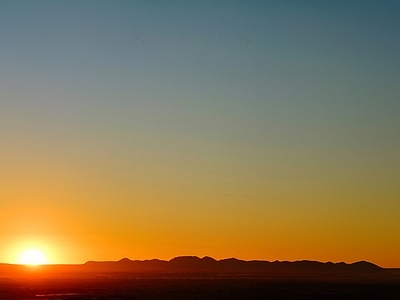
[2,256,400,280]
[83,256,393,278]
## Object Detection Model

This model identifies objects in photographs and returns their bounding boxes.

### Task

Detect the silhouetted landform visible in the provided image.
[1,256,400,282]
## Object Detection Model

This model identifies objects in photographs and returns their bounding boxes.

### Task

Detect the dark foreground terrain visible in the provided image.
[2,257,400,299]
[1,273,400,300]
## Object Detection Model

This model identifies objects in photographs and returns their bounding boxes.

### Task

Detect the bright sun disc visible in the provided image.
[19,249,48,266]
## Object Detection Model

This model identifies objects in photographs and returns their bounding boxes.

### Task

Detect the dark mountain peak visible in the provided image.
[220,257,242,263]
[146,258,165,263]
[169,256,209,271]
[297,260,323,264]
[201,256,217,262]
[118,258,132,263]
[169,256,201,263]
[351,260,382,271]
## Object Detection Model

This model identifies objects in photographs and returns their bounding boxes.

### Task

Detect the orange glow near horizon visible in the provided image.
[18,248,48,266]
[2,236,62,266]
[1,226,399,268]
[1,193,400,268]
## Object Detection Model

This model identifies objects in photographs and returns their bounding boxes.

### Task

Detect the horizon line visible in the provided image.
[2,255,396,269]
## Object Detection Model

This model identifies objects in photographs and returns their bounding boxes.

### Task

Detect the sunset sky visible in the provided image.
[1,1,399,267]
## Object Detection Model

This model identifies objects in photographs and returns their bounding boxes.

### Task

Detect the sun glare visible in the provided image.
[19,249,48,266]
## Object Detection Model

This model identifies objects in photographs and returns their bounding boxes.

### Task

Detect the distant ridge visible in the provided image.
[83,257,399,280]
[2,257,399,281]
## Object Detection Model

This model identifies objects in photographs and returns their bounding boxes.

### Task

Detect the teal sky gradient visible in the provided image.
[1,1,399,266]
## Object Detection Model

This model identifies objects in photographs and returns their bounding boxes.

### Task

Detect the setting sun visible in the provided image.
[19,249,48,266]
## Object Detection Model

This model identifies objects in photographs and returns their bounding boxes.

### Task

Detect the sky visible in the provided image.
[1,0,399,267]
